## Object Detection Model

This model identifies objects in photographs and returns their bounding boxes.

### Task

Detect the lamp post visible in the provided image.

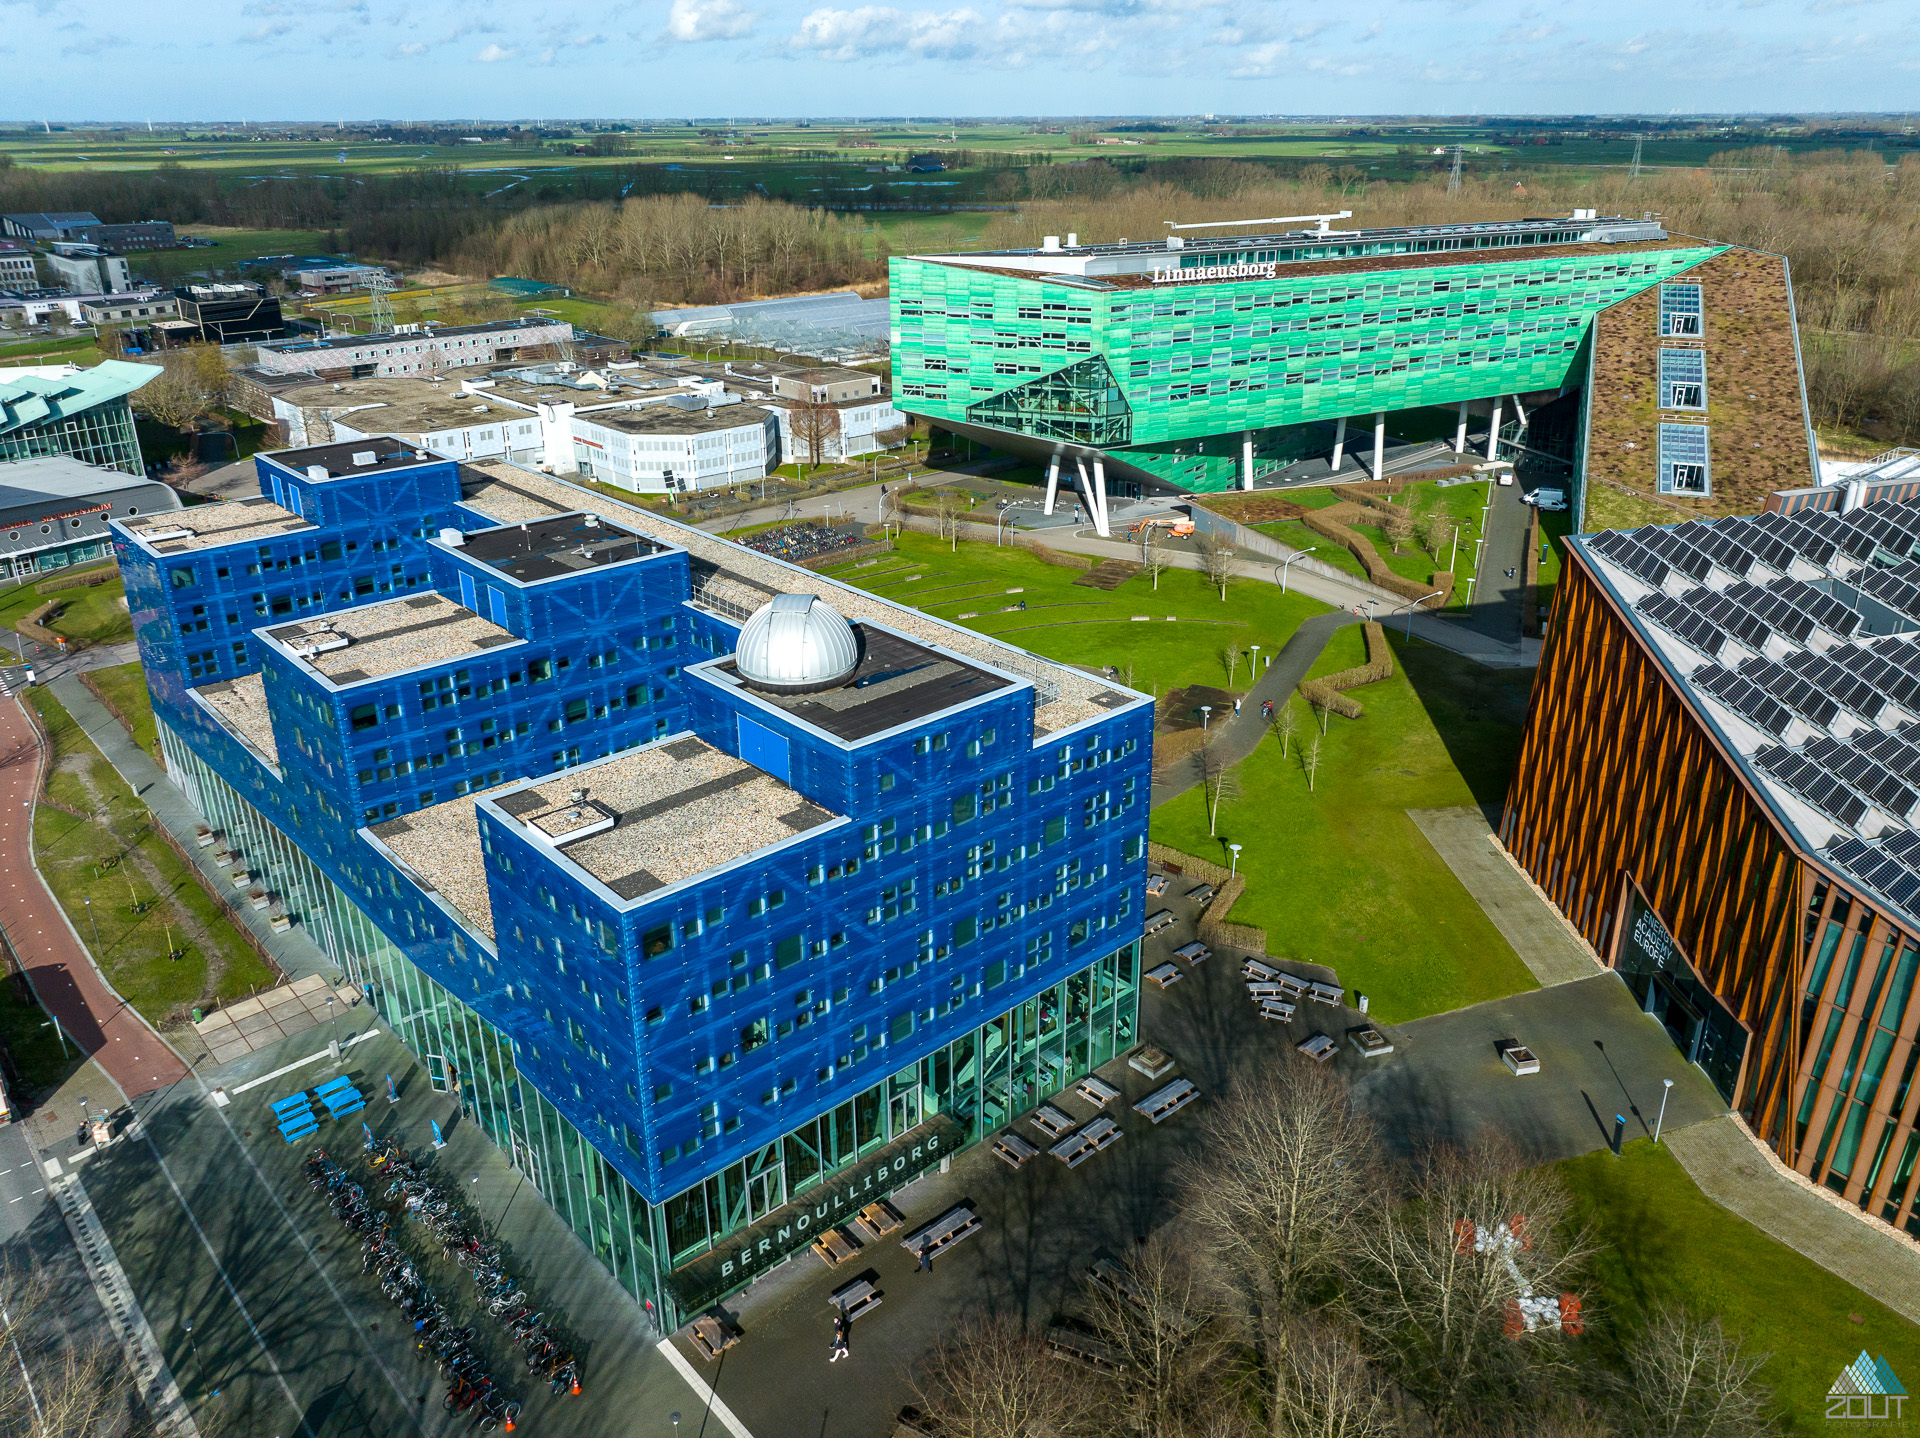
[1228,843,1242,877]
[82,896,100,950]
[1200,704,1212,732]
[1653,1078,1675,1145]
[1249,644,1260,678]
[1277,548,1318,594]
[1394,592,1444,639]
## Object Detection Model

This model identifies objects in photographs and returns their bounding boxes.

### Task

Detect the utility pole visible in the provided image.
[1448,144,1463,196]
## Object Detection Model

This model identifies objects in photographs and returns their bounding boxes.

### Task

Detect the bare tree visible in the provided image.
[1178,1060,1381,1402]
[1273,699,1300,760]
[1271,1316,1399,1438]
[131,359,216,438]
[909,1314,1098,1438]
[1223,642,1245,688]
[1196,529,1237,600]
[1143,533,1171,591]
[0,1259,137,1438]
[1381,503,1415,556]
[1617,1307,1777,1438]
[788,399,842,479]
[874,423,909,452]
[1348,1135,1596,1436]
[1082,1232,1240,1438]
[1303,733,1322,791]
[1201,733,1241,836]
[933,488,969,552]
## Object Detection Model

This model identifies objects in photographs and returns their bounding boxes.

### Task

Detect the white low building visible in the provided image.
[571,399,776,494]
[763,393,909,464]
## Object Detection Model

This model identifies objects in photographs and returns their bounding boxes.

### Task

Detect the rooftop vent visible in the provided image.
[438,527,465,547]
[1042,236,1061,252]
[136,524,195,543]
[305,465,329,481]
[735,594,860,695]
[1067,232,1078,247]
[351,451,377,467]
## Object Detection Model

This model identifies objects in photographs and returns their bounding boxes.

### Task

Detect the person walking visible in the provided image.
[829,1313,851,1362]
[1233,697,1242,717]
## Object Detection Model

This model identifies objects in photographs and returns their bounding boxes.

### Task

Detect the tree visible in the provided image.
[874,423,909,452]
[1273,699,1300,759]
[1196,529,1237,600]
[933,488,968,551]
[188,342,233,412]
[909,1314,1099,1438]
[131,358,217,437]
[1142,533,1170,591]
[1381,503,1415,556]
[1303,733,1322,791]
[1081,1232,1240,1438]
[789,399,842,479]
[0,1259,137,1437]
[1223,642,1244,687]
[1348,1135,1596,1436]
[1201,732,1241,836]
[1617,1307,1777,1438]
[1270,1316,1399,1438]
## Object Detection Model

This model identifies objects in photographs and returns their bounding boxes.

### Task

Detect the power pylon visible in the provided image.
[1448,145,1464,196]
[1629,134,1643,180]
[367,273,395,334]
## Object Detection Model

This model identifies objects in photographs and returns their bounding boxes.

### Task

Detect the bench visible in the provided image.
[1273,972,1309,997]
[278,1112,319,1143]
[1308,981,1346,1007]
[1173,941,1211,965]
[902,1206,981,1262]
[1144,909,1177,936]
[1184,883,1215,904]
[1349,1026,1394,1057]
[1242,958,1278,982]
[1050,1116,1122,1168]
[1145,874,1169,897]
[1246,981,1289,1000]
[830,1277,883,1322]
[269,1092,312,1122]
[1088,1256,1146,1309]
[1127,1046,1175,1081]
[1297,1033,1338,1063]
[810,1227,863,1266]
[1029,1104,1077,1139]
[1145,962,1182,990]
[1133,1079,1198,1125]
[854,1200,904,1241]
[1046,1325,1126,1374]
[689,1314,738,1361]
[1257,998,1296,1023]
[317,1077,365,1119]
[1075,1074,1121,1109]
[271,1092,318,1142]
[993,1131,1040,1168]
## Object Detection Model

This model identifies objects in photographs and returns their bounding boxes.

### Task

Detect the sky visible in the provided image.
[3,0,1918,121]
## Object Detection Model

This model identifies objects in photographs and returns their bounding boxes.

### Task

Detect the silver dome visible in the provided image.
[735,594,860,694]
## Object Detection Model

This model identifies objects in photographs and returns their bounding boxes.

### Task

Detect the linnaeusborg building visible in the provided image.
[1507,453,1920,1234]
[114,440,1150,1326]
[888,212,1817,529]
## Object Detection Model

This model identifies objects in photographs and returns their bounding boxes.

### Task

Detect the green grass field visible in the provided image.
[0,973,82,1101]
[1153,631,1539,1023]
[0,568,131,648]
[26,687,276,1028]
[89,662,159,760]
[1561,1138,1920,1433]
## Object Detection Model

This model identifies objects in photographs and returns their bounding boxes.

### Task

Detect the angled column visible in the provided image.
[1455,400,1470,454]
[1372,412,1386,481]
[1073,457,1093,528]
[1090,456,1111,538]
[1242,430,1255,491]
[1487,397,1504,460]
[1043,453,1061,515]
[1331,416,1347,473]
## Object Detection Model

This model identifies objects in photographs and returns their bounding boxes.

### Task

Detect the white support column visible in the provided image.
[1074,456,1092,528]
[1043,453,1061,515]
[1455,400,1470,455]
[1372,412,1386,481]
[1241,430,1255,491]
[1486,397,1504,461]
[1331,416,1348,472]
[1091,456,1111,538]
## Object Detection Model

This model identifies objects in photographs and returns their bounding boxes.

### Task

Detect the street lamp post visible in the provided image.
[1392,592,1444,639]
[1277,548,1319,594]
[1653,1078,1675,1145]
[1228,843,1242,877]
[83,896,100,950]
[1249,644,1260,677]
[1200,704,1212,731]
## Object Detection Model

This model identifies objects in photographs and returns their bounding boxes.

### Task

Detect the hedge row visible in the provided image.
[1298,620,1394,720]
[1298,504,1454,607]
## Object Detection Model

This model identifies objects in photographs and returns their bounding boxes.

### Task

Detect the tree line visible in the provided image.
[905,1058,1775,1438]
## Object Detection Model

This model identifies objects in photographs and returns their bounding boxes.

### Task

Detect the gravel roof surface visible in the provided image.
[123,495,314,553]
[274,594,517,684]
[194,673,281,767]
[369,784,519,941]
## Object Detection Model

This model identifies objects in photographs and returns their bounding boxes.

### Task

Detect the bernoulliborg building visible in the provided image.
[889,212,1817,533]
[114,441,1150,1328]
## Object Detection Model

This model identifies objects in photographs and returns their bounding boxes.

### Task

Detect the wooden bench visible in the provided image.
[1184,883,1216,904]
[1242,958,1278,982]
[1173,941,1211,965]
[810,1227,863,1266]
[1075,1074,1121,1109]
[1133,1079,1198,1125]
[1145,874,1169,897]
[1297,1033,1338,1063]
[1144,962,1182,990]
[1029,1104,1077,1139]
[1050,1116,1122,1168]
[993,1131,1040,1169]
[1144,909,1177,936]
[1273,972,1309,997]
[1246,981,1289,1000]
[1257,998,1296,1023]
[1127,1046,1175,1081]
[1046,1325,1126,1374]
[902,1206,981,1262]
[1308,980,1346,1007]
[830,1277,883,1322]
[690,1314,738,1360]
[855,1200,905,1241]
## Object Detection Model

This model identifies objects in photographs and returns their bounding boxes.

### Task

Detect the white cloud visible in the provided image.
[474,41,515,60]
[389,39,428,55]
[790,5,985,60]
[663,0,756,41]
[1228,40,1290,76]
[240,18,295,42]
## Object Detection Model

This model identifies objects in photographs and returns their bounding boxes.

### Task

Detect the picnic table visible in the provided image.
[1029,1104,1077,1139]
[811,1227,863,1266]
[1127,1046,1176,1081]
[1246,981,1289,1000]
[1050,1116,1123,1168]
[1088,1256,1147,1309]
[1173,941,1211,965]
[1046,1325,1126,1373]
[1075,1074,1121,1108]
[316,1074,365,1119]
[830,1276,883,1322]
[1242,958,1278,982]
[1133,1079,1198,1125]
[1273,972,1309,997]
[1185,883,1216,904]
[1145,962,1183,990]
[1145,909,1177,936]
[270,1092,318,1143]
[1258,998,1296,1023]
[1297,1033,1338,1063]
[994,1131,1040,1168]
[690,1314,738,1360]
[1145,874,1169,897]
[853,1200,905,1242]
[1307,980,1346,1007]
[902,1206,981,1263]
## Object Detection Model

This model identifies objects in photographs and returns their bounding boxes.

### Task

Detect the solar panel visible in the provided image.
[1755,746,1870,829]
[1739,657,1842,729]
[1757,512,1841,568]
[1854,728,1920,787]
[1634,526,1714,581]
[1688,526,1757,578]
[1774,578,1862,638]
[1826,644,1920,711]
[1783,651,1890,720]
[1635,592,1728,658]
[1591,532,1672,589]
[1723,581,1816,644]
[1805,734,1917,816]
[1803,510,1881,562]
[1853,567,1920,623]
[1826,836,1920,911]
[1691,665,1793,736]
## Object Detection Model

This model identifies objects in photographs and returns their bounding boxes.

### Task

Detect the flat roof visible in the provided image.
[585,403,771,437]
[458,513,668,583]
[194,673,280,768]
[120,494,313,553]
[266,435,440,479]
[266,593,517,685]
[0,455,156,506]
[258,318,565,356]
[369,780,522,941]
[487,735,841,901]
[715,623,1013,742]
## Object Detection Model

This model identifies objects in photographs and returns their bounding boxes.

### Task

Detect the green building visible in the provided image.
[0,359,157,477]
[888,214,1817,531]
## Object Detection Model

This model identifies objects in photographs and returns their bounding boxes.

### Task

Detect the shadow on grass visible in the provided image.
[1389,634,1535,813]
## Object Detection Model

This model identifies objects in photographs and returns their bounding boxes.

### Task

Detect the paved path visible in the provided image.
[1406,806,1601,988]
[1665,1114,1920,1326]
[1150,610,1358,807]
[0,692,188,1099]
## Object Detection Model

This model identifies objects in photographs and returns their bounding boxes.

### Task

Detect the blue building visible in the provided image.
[116,441,1151,1326]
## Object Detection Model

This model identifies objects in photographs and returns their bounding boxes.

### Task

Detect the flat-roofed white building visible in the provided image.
[571,399,776,494]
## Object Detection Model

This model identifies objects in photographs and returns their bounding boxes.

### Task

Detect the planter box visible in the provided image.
[1500,1043,1540,1076]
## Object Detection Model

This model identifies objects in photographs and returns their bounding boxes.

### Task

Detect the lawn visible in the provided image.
[1152,632,1540,1023]
[0,568,132,648]
[26,687,277,1029]
[822,530,1330,700]
[88,662,159,760]
[0,974,83,1102]
[1561,1138,1920,1433]
[1253,476,1493,611]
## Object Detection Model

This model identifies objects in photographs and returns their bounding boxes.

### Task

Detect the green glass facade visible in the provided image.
[890,243,1723,492]
[0,394,144,476]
